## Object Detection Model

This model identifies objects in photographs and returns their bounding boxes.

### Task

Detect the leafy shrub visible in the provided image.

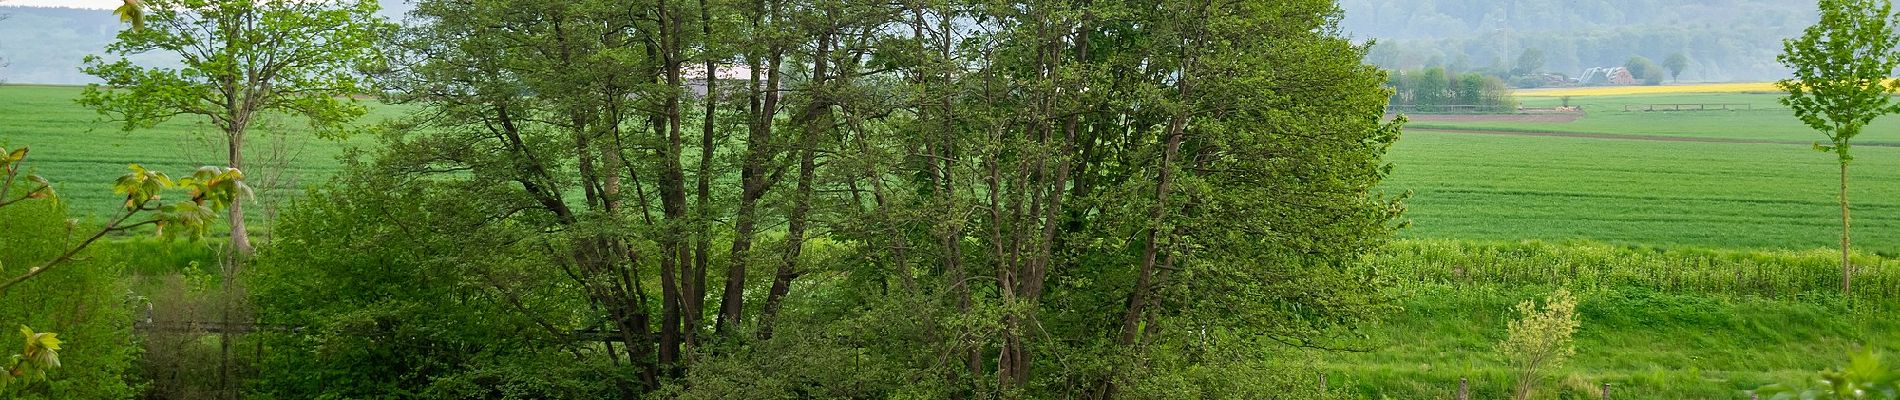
[1498,289,1580,400]
[1756,350,1900,399]
[0,182,139,399]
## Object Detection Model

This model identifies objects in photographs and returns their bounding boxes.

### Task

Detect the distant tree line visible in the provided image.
[1370,29,1779,83]
[1340,0,1812,39]
[1346,0,1815,82]
[1387,67,1516,112]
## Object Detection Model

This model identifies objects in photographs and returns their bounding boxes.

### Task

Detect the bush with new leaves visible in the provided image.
[0,145,248,398]
[1498,288,1581,400]
[1756,350,1900,399]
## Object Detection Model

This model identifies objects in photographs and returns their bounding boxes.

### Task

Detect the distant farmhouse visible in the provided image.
[684,65,753,97]
[1580,67,1637,86]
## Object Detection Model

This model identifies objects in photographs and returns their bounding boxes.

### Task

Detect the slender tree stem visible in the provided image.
[1841,161,1852,296]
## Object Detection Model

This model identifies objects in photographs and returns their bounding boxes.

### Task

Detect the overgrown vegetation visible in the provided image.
[1757,350,1900,399]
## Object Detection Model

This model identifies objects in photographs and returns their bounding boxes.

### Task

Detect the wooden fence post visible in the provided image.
[1457,377,1468,400]
[1601,382,1610,399]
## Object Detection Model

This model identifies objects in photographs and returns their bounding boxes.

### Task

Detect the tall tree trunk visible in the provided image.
[718,42,783,335]
[227,130,252,255]
[652,0,693,371]
[684,0,719,354]
[1841,161,1852,296]
[758,28,831,339]
[758,146,815,340]
[218,124,248,399]
[1118,116,1185,346]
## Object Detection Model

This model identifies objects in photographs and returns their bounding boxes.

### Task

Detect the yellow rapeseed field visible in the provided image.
[1515,82,1783,97]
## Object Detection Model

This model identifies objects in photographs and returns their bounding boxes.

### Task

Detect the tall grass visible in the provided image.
[1374,239,1900,303]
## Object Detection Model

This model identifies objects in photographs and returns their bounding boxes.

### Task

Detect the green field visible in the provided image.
[1410,92,1900,144]
[1370,90,1900,397]
[1387,131,1900,253]
[1382,91,1900,254]
[11,85,1891,253]
[0,84,388,221]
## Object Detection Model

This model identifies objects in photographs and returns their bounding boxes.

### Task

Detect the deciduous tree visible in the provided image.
[1664,52,1691,82]
[1776,0,1900,296]
[79,0,390,257]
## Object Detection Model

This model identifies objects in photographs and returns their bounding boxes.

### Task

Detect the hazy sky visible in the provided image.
[2,0,117,9]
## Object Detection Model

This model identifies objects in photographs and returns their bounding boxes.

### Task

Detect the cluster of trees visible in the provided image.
[59,0,1407,398]
[1386,67,1515,112]
[1612,54,1689,85]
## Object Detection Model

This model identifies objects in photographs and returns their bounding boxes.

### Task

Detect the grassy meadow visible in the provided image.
[1386,131,1900,252]
[1362,83,1900,398]
[1410,92,1900,144]
[0,84,391,221]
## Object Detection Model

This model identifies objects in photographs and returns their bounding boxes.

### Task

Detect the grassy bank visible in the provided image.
[1325,240,1898,399]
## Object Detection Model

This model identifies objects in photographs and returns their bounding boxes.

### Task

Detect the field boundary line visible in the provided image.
[1408,128,1900,148]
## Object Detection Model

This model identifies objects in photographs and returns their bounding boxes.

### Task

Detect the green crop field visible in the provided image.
[1386,130,1900,253]
[11,85,1892,253]
[1409,92,1900,144]
[0,84,391,221]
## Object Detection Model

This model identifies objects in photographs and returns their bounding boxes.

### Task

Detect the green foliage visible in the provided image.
[1776,0,1900,295]
[1498,289,1580,400]
[111,164,251,239]
[79,0,389,139]
[1663,53,1691,82]
[1756,350,1900,399]
[248,170,609,398]
[1622,56,1663,85]
[1512,48,1546,77]
[113,0,143,31]
[1389,67,1517,112]
[0,179,139,399]
[1777,0,1900,162]
[1,326,64,389]
[273,0,1408,397]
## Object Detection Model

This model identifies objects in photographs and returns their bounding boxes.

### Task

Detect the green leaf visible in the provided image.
[115,0,145,31]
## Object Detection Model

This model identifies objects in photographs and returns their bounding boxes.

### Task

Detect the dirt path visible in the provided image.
[1400,113,1583,123]
[1408,128,1900,148]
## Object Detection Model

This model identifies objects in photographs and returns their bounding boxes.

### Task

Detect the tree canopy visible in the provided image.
[248,0,1407,397]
